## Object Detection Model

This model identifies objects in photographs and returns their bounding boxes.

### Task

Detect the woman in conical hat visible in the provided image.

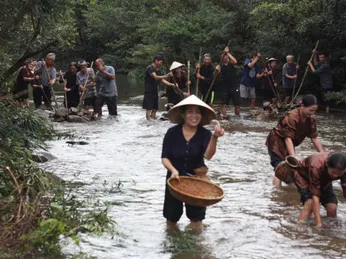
[161,95,224,228]
[165,61,190,110]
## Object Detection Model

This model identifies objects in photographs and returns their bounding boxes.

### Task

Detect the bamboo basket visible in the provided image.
[167,176,224,207]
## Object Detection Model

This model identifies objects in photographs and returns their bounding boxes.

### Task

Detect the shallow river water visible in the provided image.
[44,75,346,259]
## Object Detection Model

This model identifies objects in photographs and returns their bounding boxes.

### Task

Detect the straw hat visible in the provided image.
[170,61,185,71]
[168,95,216,126]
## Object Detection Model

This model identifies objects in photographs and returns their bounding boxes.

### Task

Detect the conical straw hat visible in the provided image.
[167,95,216,126]
[170,61,185,71]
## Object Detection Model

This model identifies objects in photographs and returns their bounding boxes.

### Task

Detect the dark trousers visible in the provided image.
[33,86,51,108]
[95,95,117,115]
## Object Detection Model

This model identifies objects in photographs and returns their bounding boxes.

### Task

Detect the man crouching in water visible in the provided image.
[293,152,346,227]
[143,55,172,120]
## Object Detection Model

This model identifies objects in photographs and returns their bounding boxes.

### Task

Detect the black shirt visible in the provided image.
[161,124,212,175]
[63,71,78,92]
[166,71,187,104]
[144,64,160,94]
[221,61,237,90]
[199,64,214,91]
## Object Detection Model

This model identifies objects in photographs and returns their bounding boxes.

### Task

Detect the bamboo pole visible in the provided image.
[195,47,202,96]
[187,61,191,95]
[291,55,300,102]
[291,41,320,104]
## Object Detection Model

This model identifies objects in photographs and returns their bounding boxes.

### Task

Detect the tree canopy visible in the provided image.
[0,0,345,92]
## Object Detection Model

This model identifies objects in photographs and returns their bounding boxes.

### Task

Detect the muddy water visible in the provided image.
[44,74,346,259]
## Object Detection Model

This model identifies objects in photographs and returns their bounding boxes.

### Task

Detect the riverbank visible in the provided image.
[0,101,114,258]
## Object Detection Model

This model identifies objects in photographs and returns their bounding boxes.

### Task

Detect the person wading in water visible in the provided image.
[196,54,215,107]
[59,62,79,108]
[266,94,324,186]
[94,59,118,116]
[293,152,346,227]
[161,95,224,229]
[307,50,333,113]
[215,46,240,117]
[143,55,172,120]
[239,52,262,109]
[77,60,96,113]
[34,53,57,109]
[165,61,190,110]
[282,55,299,104]
[261,58,279,104]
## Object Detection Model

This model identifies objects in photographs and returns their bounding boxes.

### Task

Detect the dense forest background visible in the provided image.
[0,0,345,95]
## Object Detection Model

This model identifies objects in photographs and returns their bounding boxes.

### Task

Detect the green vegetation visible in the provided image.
[1,0,345,93]
[0,101,114,257]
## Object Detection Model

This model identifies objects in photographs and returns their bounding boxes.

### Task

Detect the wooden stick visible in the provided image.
[6,167,23,223]
[187,61,191,95]
[265,62,284,107]
[195,47,202,96]
[291,55,300,102]
[78,61,94,109]
[291,40,320,104]
[61,70,69,112]
[204,41,230,103]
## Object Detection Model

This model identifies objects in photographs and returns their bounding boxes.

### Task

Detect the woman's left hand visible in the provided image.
[213,123,225,138]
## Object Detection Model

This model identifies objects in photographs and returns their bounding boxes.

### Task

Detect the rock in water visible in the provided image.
[54,117,65,122]
[32,151,57,163]
[66,115,88,123]
[70,107,78,115]
[66,140,89,145]
[34,109,54,119]
[55,108,69,117]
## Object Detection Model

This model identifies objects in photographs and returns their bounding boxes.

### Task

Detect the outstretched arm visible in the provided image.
[311,137,323,152]
[285,137,295,156]
[151,72,170,80]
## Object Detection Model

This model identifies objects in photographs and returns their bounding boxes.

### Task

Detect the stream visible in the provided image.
[43,74,346,259]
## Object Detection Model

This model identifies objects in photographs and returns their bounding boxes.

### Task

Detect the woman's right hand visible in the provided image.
[170,169,180,180]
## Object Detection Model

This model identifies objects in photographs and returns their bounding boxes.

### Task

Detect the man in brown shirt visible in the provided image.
[293,152,346,227]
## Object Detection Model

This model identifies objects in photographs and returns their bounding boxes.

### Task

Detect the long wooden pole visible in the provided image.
[187,61,191,95]
[78,61,94,109]
[204,41,230,103]
[291,55,300,102]
[291,40,319,104]
[195,47,202,96]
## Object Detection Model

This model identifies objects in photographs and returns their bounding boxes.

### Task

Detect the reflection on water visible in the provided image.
[43,74,346,258]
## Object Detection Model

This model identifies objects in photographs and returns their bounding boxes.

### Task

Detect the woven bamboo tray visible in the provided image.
[167,176,224,207]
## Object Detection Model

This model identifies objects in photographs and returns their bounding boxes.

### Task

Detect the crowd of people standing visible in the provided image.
[13,53,118,117]
[142,46,334,121]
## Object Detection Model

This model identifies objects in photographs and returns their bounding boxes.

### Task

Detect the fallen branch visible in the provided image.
[6,167,23,223]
